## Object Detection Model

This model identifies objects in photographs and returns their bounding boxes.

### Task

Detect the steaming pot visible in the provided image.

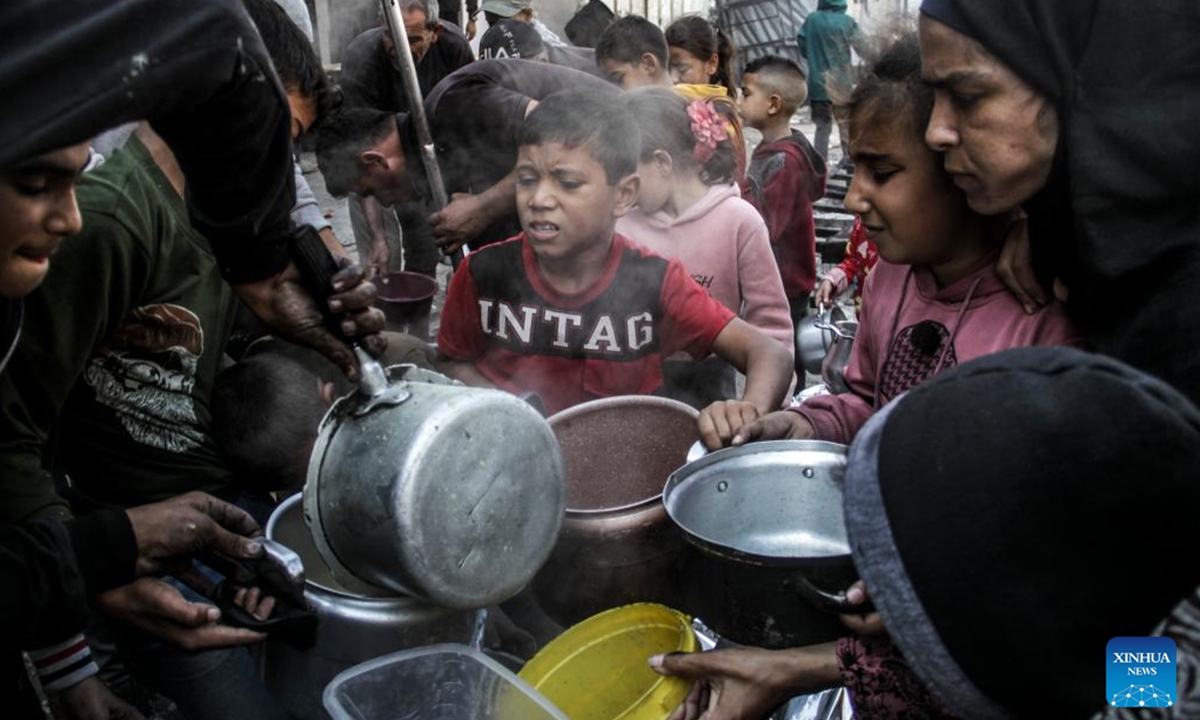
[531,396,698,626]
[302,359,565,610]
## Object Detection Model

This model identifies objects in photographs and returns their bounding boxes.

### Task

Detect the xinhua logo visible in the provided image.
[1107,637,1176,708]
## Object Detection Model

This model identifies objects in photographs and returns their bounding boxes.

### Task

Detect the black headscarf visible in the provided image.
[924,0,1200,403]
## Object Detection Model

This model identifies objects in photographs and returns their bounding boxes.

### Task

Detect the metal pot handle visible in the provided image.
[795,577,875,614]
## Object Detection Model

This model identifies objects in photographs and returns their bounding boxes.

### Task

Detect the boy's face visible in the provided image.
[515,141,638,263]
[598,55,666,91]
[0,143,89,299]
[843,108,974,268]
[738,73,774,129]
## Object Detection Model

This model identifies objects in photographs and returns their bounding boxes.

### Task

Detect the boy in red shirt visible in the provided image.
[437,88,792,434]
[740,56,827,328]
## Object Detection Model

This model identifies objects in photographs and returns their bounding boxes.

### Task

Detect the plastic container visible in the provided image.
[518,604,698,720]
[324,644,568,720]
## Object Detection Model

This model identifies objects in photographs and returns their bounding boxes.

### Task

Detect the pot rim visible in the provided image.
[550,394,697,516]
[663,440,853,567]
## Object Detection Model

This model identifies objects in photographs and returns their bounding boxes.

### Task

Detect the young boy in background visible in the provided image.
[593,15,672,89]
[740,56,827,333]
[436,88,792,439]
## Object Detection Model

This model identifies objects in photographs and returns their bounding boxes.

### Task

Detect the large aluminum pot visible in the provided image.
[303,362,565,609]
[665,440,860,648]
[531,396,698,627]
[796,304,848,376]
[262,494,477,720]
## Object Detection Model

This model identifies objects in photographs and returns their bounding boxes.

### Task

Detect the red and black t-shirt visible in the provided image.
[437,233,736,415]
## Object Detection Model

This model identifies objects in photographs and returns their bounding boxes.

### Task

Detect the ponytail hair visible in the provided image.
[665,15,738,98]
[624,87,736,186]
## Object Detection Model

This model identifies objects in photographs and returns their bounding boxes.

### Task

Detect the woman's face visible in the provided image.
[919,16,1059,216]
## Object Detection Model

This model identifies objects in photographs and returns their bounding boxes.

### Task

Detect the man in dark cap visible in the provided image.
[480,18,548,61]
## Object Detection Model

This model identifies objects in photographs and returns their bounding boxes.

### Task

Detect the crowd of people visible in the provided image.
[0,0,1196,718]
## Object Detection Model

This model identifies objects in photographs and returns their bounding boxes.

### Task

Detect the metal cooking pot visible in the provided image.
[262,494,477,720]
[531,396,698,626]
[303,358,565,609]
[820,320,859,395]
[664,440,860,648]
[796,304,848,376]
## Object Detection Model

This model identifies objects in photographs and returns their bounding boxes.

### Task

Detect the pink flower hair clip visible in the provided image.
[686,99,729,165]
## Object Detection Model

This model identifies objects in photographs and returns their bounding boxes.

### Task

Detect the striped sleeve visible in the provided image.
[27,633,98,694]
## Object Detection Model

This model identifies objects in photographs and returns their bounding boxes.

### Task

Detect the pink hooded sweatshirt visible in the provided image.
[794,253,1083,444]
[616,183,795,357]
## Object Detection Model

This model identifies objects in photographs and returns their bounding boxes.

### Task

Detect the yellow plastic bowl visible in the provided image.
[518,603,698,720]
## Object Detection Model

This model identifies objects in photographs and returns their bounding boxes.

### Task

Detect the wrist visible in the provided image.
[778,643,841,695]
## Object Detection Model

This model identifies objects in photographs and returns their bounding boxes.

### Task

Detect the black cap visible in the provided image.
[479,19,546,61]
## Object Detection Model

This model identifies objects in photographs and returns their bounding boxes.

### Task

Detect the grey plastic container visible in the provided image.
[323,644,569,720]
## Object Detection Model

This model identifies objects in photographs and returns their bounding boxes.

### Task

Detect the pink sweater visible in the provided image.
[795,254,1083,444]
[616,183,794,356]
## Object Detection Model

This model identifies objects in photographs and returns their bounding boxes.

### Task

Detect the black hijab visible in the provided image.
[924,0,1200,402]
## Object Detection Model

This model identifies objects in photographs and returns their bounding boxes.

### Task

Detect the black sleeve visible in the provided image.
[0,511,136,652]
[0,0,294,284]
[340,31,387,110]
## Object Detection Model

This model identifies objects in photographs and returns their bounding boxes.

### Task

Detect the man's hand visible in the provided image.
[366,237,391,280]
[95,578,265,652]
[124,492,263,578]
[50,676,146,720]
[698,400,761,451]
[231,260,387,381]
[728,409,815,448]
[813,279,837,308]
[428,192,489,256]
[650,645,840,720]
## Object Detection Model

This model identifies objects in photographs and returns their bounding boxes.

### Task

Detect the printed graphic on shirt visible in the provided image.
[477,299,656,356]
[1107,637,1176,708]
[83,304,205,453]
[745,150,787,203]
[878,320,958,401]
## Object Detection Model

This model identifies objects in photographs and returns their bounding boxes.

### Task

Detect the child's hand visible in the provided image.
[838,581,886,636]
[698,400,761,450]
[814,279,837,308]
[729,409,816,447]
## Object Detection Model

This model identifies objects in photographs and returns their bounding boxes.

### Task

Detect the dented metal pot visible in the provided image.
[302,359,566,610]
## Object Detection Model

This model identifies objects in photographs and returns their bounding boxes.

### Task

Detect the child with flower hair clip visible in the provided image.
[617,88,795,408]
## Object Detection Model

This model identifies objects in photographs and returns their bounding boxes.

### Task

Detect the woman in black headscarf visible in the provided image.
[917,0,1200,404]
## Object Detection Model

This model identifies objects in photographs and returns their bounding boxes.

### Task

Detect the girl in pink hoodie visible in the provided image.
[617,88,794,408]
[704,34,1081,450]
